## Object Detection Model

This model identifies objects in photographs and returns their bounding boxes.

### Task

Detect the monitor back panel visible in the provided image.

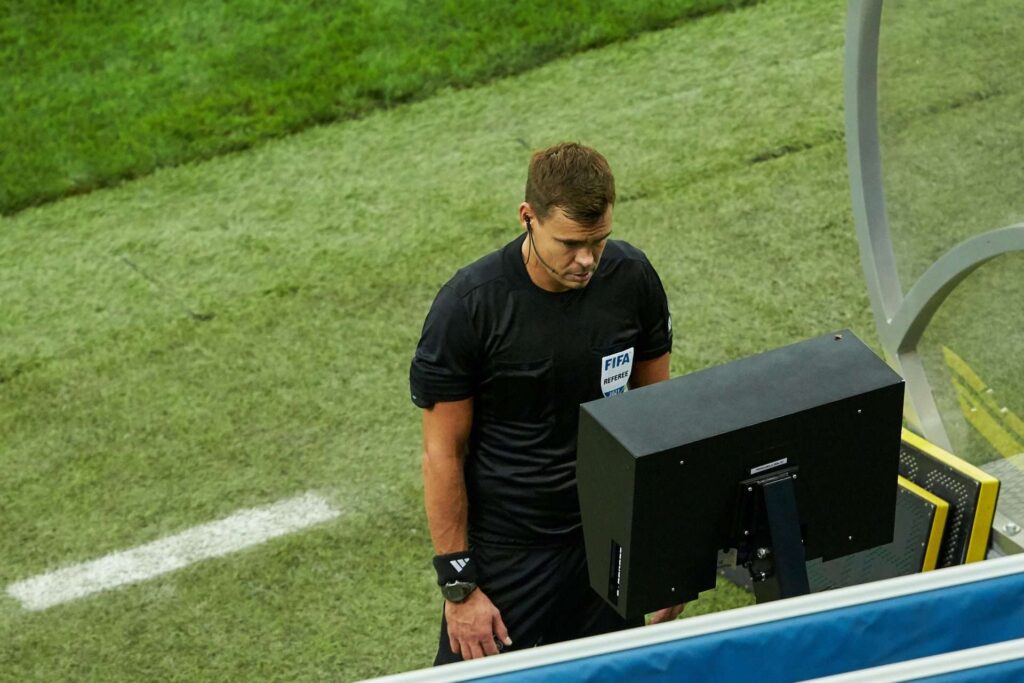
[579,330,905,619]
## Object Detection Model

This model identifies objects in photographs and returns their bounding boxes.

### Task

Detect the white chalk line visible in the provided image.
[6,492,340,611]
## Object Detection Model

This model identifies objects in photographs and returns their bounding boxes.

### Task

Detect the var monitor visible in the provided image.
[577,330,905,619]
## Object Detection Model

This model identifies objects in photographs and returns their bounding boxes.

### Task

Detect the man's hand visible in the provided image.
[647,603,686,625]
[445,588,512,660]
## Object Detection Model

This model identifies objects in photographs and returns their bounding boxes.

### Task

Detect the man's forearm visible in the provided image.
[422,449,470,554]
[631,352,670,388]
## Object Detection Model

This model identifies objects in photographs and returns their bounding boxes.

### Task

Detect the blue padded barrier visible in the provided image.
[475,568,1024,682]
[371,556,1024,683]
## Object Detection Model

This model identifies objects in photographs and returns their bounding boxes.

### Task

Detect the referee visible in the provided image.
[410,143,683,665]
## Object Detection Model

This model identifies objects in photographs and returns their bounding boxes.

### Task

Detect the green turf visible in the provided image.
[1,0,1020,679]
[877,0,1024,285]
[0,0,756,216]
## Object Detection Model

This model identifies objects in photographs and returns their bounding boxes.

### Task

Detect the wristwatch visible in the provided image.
[441,580,477,603]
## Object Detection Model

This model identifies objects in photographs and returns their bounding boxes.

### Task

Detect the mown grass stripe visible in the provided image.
[0,0,758,215]
[6,493,339,612]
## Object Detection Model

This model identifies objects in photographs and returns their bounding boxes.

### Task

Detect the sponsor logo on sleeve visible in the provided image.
[600,347,634,397]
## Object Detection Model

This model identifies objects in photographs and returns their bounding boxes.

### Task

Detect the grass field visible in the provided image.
[0,0,754,216]
[1,0,1021,680]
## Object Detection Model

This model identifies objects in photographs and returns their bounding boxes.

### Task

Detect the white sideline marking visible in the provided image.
[7,492,339,611]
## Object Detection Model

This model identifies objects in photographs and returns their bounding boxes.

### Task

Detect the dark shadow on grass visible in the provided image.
[748,130,844,165]
[119,256,215,322]
[2,0,765,218]
[928,88,1005,114]
[0,360,42,386]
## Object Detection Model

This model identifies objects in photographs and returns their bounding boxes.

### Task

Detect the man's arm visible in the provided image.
[422,398,474,553]
[630,352,670,388]
[421,398,512,659]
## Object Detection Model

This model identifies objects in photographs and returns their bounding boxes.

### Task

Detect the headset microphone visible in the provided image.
[524,215,560,276]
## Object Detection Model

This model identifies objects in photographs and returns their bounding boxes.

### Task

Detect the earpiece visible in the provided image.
[525,215,532,231]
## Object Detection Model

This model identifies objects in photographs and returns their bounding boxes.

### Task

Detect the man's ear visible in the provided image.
[518,202,533,232]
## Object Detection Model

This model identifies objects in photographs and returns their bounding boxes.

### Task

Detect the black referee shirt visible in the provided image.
[410,233,673,545]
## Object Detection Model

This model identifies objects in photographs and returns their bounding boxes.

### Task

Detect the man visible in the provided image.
[410,143,682,665]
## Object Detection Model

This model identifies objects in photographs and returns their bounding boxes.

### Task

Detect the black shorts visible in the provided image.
[434,540,643,666]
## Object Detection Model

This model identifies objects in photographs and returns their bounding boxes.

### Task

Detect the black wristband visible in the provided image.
[433,550,478,585]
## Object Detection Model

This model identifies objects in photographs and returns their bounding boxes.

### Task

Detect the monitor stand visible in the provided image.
[734,468,810,603]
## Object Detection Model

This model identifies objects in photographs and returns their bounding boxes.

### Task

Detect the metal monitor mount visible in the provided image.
[732,467,810,603]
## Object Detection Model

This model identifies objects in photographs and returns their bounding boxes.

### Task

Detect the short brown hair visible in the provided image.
[525,142,616,226]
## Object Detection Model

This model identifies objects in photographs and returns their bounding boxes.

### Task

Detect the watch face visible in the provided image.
[442,581,477,602]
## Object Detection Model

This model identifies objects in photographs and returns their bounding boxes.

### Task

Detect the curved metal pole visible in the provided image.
[845,0,1024,556]
[891,228,1024,446]
[846,0,1024,453]
[845,0,952,446]
[845,0,903,325]
[889,225,1024,353]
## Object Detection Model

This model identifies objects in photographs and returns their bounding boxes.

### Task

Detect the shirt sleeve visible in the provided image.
[635,257,674,361]
[409,284,481,408]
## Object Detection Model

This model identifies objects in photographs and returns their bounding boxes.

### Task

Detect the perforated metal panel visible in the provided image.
[721,431,998,595]
[899,443,973,566]
[806,478,946,591]
[898,432,998,566]
[721,478,947,594]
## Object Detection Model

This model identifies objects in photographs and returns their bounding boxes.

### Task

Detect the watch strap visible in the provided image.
[441,580,478,603]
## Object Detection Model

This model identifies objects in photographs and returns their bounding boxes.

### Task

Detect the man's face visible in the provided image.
[523,205,613,292]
